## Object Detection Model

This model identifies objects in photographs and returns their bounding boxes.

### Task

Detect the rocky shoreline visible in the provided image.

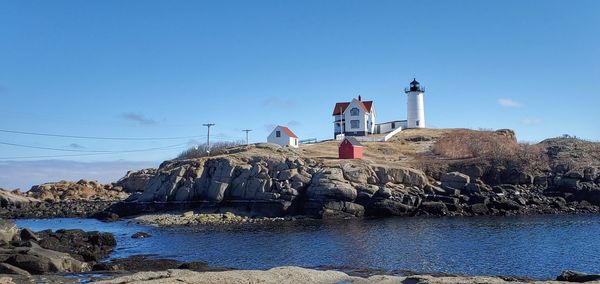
[98,138,600,223]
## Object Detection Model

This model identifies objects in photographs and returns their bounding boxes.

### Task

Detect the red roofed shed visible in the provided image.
[339,137,364,159]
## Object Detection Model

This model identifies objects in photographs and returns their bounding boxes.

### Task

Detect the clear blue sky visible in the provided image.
[0,0,599,189]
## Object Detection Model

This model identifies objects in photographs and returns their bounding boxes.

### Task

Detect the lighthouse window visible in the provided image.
[350,120,360,129]
[350,108,359,116]
[416,120,420,126]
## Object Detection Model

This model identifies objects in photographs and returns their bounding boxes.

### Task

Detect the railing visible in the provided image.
[404,86,425,93]
[299,138,318,144]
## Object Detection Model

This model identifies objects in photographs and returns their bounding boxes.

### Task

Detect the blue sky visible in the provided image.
[0,0,599,189]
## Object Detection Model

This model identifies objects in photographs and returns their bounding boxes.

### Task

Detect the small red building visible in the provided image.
[339,137,364,159]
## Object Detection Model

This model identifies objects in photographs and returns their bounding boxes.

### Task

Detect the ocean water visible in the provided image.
[16,214,600,280]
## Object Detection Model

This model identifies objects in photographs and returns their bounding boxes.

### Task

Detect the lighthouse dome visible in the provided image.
[406,78,425,93]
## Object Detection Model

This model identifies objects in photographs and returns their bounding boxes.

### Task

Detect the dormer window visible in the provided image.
[350,108,359,116]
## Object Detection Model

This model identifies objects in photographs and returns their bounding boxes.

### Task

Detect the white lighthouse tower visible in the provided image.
[404,78,426,128]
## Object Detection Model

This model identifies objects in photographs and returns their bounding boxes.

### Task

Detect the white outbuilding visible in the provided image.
[267,125,299,148]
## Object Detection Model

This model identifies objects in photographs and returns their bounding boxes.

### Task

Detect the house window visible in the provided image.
[295,139,298,146]
[350,108,359,116]
[350,120,360,129]
[276,131,281,137]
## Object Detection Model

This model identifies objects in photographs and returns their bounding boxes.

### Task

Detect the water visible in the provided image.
[16,214,600,280]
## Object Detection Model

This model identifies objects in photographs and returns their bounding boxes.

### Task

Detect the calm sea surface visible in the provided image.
[16,214,600,279]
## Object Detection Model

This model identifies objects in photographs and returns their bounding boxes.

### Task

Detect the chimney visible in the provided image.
[358,95,362,101]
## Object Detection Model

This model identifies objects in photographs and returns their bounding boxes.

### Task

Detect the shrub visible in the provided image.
[176,141,244,159]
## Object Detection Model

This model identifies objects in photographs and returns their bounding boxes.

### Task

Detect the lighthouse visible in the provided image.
[405,78,426,128]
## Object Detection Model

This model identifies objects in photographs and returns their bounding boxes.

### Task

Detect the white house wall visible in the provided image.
[267,127,298,148]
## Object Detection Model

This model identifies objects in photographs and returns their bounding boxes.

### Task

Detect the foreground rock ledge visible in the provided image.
[95,267,568,284]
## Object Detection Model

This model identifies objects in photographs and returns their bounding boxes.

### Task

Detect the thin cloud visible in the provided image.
[68,143,85,149]
[522,118,543,126]
[263,97,296,109]
[288,120,301,127]
[264,124,277,132]
[498,98,523,108]
[120,113,158,125]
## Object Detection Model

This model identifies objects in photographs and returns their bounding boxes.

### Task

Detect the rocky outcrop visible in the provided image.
[105,147,433,219]
[0,221,106,275]
[102,141,600,220]
[0,200,115,219]
[27,180,129,201]
[115,168,158,193]
[0,189,39,208]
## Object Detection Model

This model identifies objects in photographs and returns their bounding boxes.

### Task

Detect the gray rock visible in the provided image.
[206,181,228,202]
[19,228,40,242]
[556,270,600,282]
[441,172,470,189]
[0,262,31,276]
[0,220,18,244]
[6,244,90,274]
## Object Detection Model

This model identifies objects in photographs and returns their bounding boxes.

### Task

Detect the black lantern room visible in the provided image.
[405,78,425,93]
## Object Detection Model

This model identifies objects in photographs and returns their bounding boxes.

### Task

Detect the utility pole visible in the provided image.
[203,123,215,155]
[242,129,252,145]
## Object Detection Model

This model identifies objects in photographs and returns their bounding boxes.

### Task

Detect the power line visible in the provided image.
[0,145,190,160]
[0,129,207,141]
[0,141,189,153]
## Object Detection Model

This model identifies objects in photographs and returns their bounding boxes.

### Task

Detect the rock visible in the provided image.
[6,244,90,274]
[420,202,449,215]
[321,201,364,218]
[116,168,158,193]
[178,261,209,271]
[584,167,596,182]
[19,228,40,242]
[469,203,490,215]
[374,166,428,187]
[307,169,357,201]
[0,220,18,244]
[376,187,392,198]
[182,211,194,217]
[206,181,229,202]
[0,189,39,208]
[131,232,151,239]
[492,198,522,211]
[366,199,416,216]
[27,180,128,201]
[36,229,116,262]
[441,172,470,189]
[557,270,600,282]
[0,263,31,276]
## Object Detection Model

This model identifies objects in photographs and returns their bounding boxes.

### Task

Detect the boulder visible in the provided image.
[419,202,449,216]
[366,199,415,216]
[0,220,18,244]
[19,228,40,242]
[374,166,428,187]
[441,172,470,189]
[115,168,158,193]
[307,168,357,201]
[0,263,31,276]
[556,270,600,282]
[131,232,151,239]
[6,244,90,274]
[321,201,365,218]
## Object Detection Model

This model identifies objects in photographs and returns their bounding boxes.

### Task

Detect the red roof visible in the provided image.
[332,100,373,115]
[277,126,298,138]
